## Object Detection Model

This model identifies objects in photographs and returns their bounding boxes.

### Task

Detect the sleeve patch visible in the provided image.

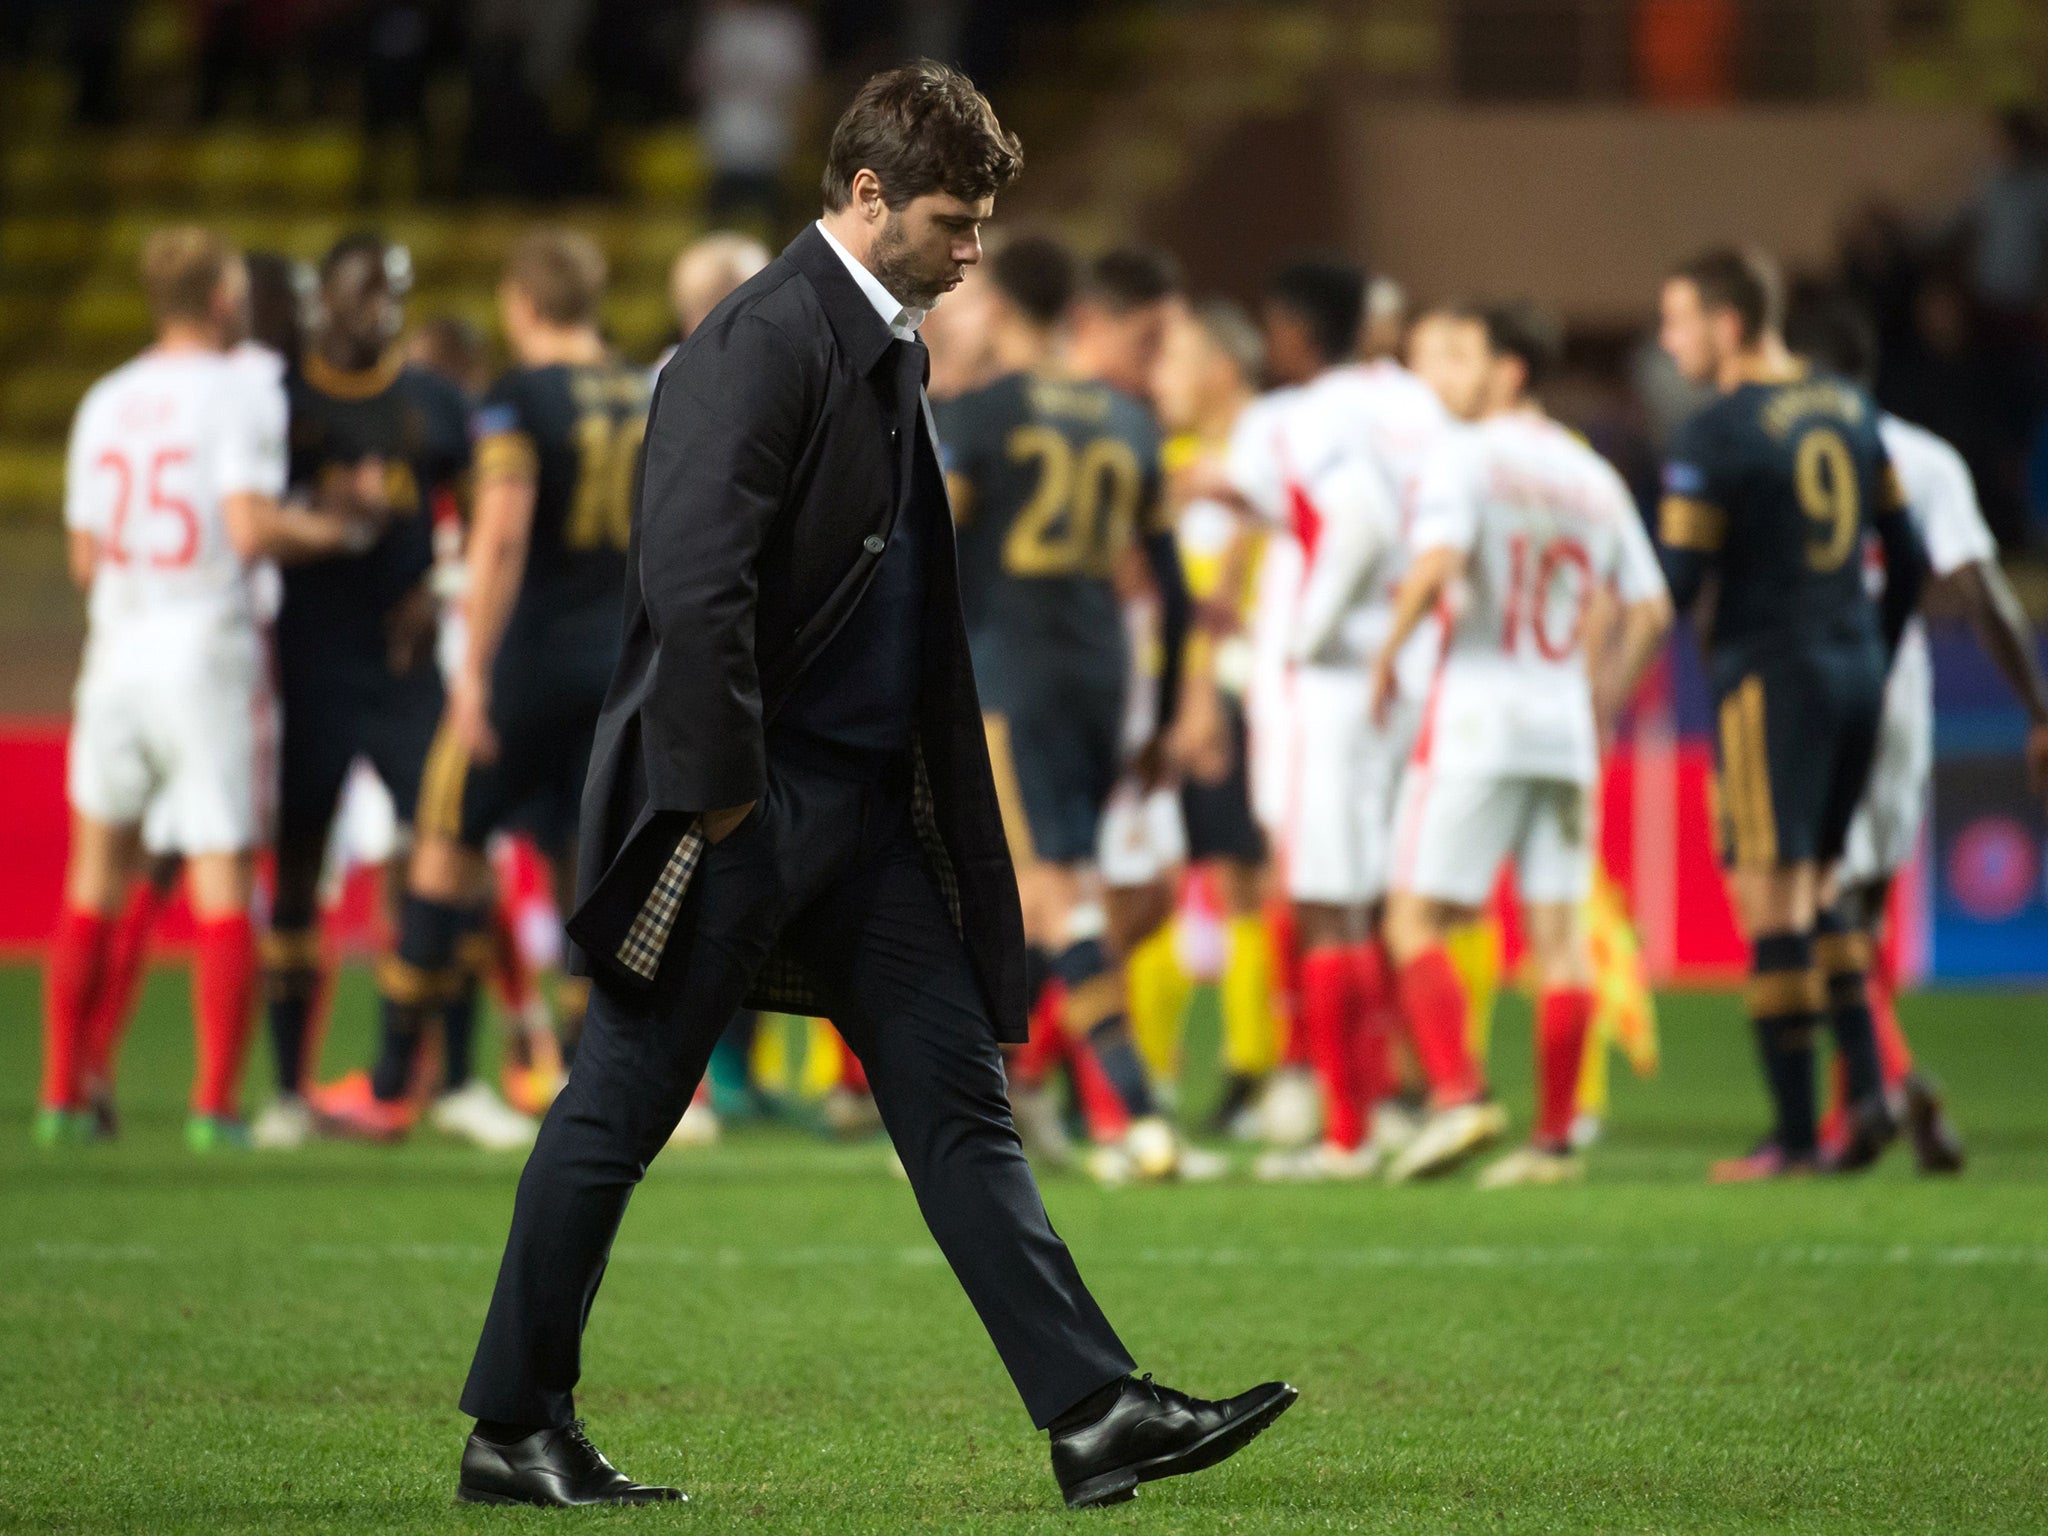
[1663,460,1708,497]
[1658,494,1727,551]
[474,430,538,483]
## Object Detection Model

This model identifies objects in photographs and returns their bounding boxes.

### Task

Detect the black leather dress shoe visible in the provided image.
[1051,1374,1298,1510]
[456,1420,686,1508]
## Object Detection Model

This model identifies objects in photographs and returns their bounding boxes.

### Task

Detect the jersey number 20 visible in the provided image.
[566,411,646,552]
[1002,426,1141,578]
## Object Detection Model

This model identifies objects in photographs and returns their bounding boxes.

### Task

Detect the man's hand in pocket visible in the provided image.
[702,801,757,844]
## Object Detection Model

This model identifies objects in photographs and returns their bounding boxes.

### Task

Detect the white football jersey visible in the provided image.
[64,347,288,636]
[1875,414,1997,726]
[1225,362,1448,681]
[1409,411,1665,784]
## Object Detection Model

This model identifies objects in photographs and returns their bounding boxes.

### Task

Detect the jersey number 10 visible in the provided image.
[565,411,646,552]
[1500,532,1592,660]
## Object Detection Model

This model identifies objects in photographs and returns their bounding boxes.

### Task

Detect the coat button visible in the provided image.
[863,534,886,555]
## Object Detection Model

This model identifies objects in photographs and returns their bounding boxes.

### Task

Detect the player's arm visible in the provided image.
[1947,559,2048,797]
[448,447,539,764]
[1598,494,1676,731]
[1290,457,1395,663]
[1142,524,1191,744]
[222,490,365,563]
[1654,420,1725,618]
[66,530,96,590]
[1372,544,1462,726]
[220,369,366,563]
[1371,431,1474,723]
[1870,473,1930,660]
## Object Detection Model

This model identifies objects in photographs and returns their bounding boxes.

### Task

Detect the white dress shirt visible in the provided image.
[816,220,926,340]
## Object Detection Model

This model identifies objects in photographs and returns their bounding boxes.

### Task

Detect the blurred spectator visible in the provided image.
[1881,262,2038,550]
[694,0,816,228]
[669,231,771,340]
[462,0,600,197]
[651,230,771,373]
[1953,108,2048,318]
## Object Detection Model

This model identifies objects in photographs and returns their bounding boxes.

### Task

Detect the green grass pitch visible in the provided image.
[1,965,2044,1533]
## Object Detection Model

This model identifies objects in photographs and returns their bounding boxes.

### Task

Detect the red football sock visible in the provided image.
[83,881,164,1084]
[1269,899,1309,1068]
[835,1028,871,1094]
[1819,1056,1849,1151]
[489,901,535,1015]
[1869,965,1913,1087]
[191,913,258,1117]
[1009,979,1069,1090]
[1396,945,1480,1107]
[1069,1036,1131,1142]
[1535,986,1595,1148]
[1301,945,1364,1151]
[42,907,114,1110]
[1352,940,1396,1115]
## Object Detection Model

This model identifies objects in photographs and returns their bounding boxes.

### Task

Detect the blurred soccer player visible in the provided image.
[41,227,368,1150]
[1228,258,1457,1181]
[1374,302,1672,1186]
[653,230,770,376]
[1788,298,2048,1173]
[406,313,491,400]
[923,250,1001,400]
[260,234,473,1150]
[935,239,1199,1181]
[1656,249,1929,1181]
[324,229,650,1152]
[74,249,313,1136]
[1148,300,1286,1134]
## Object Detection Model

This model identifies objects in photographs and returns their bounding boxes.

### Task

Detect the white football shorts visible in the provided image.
[1277,665,1418,906]
[1389,765,1592,909]
[68,623,273,855]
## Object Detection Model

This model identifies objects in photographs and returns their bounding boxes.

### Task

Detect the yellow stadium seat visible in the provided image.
[618,128,709,205]
[0,446,67,523]
[0,368,101,438]
[99,134,196,203]
[59,285,153,355]
[602,292,674,362]
[0,217,94,276]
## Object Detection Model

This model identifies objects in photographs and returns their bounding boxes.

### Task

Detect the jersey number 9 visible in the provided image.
[1002,426,1141,578]
[1795,427,1859,573]
[566,410,646,552]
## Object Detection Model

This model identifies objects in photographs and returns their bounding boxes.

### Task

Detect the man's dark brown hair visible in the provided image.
[1081,246,1182,315]
[1482,299,1564,390]
[505,227,608,327]
[821,60,1022,211]
[1673,246,1783,345]
[990,233,1076,327]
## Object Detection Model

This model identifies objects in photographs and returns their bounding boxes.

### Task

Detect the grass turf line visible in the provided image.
[1,965,2044,1533]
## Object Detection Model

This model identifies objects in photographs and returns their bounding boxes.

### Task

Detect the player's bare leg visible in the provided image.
[1383,891,1506,1182]
[1478,901,1593,1189]
[37,813,143,1144]
[1712,861,1826,1182]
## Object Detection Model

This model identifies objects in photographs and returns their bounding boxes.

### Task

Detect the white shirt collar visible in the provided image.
[815,220,925,341]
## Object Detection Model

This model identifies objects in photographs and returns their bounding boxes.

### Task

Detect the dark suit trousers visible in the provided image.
[459,752,1134,1430]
